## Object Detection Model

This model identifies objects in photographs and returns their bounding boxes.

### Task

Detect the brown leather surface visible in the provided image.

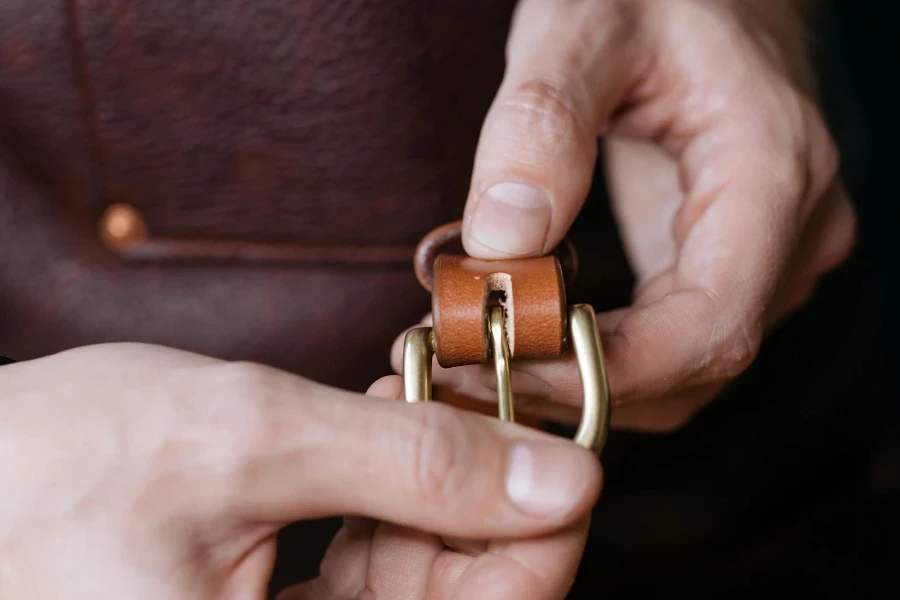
[413,220,466,292]
[414,219,580,293]
[432,255,566,368]
[0,0,518,391]
[71,0,518,251]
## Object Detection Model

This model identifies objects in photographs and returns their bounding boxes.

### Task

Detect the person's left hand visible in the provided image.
[286,375,591,600]
[392,0,856,433]
[0,345,598,600]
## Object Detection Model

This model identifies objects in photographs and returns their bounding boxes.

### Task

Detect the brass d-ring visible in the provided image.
[402,304,611,455]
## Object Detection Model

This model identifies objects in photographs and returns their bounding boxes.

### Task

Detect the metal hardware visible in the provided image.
[402,303,611,455]
[488,306,514,422]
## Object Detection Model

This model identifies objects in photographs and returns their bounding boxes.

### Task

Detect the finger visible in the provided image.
[440,516,592,600]
[421,357,716,432]
[279,517,376,600]
[428,552,471,599]
[441,537,489,556]
[456,129,826,406]
[598,90,849,403]
[437,176,852,429]
[608,382,724,433]
[282,381,408,600]
[766,182,857,327]
[367,374,404,400]
[604,137,683,284]
[462,0,642,258]
[364,524,445,600]
[213,363,601,539]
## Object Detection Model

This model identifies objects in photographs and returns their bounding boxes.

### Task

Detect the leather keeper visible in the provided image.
[431,255,567,368]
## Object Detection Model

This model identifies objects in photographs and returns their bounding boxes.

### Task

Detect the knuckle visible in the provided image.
[696,292,763,382]
[770,146,809,202]
[713,320,762,379]
[496,80,588,153]
[202,361,279,462]
[735,93,827,207]
[212,360,273,399]
[736,121,808,204]
[573,0,640,44]
[408,405,475,505]
[137,361,293,521]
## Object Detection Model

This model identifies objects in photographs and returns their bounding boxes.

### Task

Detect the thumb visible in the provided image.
[462,0,639,258]
[230,371,601,540]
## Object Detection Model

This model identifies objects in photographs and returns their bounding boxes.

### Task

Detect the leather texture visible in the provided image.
[413,219,467,292]
[0,0,523,391]
[432,254,566,368]
[414,219,580,292]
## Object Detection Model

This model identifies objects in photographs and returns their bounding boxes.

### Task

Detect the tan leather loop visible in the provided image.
[414,220,579,293]
[414,221,464,292]
[432,255,567,368]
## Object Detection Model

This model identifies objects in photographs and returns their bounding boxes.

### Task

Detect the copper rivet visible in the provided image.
[99,203,147,251]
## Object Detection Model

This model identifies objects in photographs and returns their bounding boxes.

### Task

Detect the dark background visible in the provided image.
[567,2,900,597]
[815,0,898,594]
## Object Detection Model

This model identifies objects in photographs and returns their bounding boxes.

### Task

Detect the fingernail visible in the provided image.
[505,442,595,519]
[469,183,551,256]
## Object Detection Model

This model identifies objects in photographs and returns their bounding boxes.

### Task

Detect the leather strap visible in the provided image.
[431,254,567,368]
[414,220,580,293]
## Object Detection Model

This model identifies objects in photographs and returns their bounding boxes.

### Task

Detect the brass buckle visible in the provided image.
[402,303,611,455]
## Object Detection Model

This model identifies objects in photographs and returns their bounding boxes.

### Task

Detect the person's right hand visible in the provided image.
[0,343,600,599]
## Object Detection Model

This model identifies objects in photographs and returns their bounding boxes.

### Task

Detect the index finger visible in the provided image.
[206,366,601,540]
[432,516,592,600]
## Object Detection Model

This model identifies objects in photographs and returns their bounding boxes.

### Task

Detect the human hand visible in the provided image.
[0,344,600,599]
[285,376,592,600]
[394,0,856,432]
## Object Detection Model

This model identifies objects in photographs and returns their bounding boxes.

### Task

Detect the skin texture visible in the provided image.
[392,0,856,433]
[0,344,600,599]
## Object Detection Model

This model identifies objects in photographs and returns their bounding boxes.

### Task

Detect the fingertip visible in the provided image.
[391,315,434,374]
[389,333,405,374]
[366,376,403,399]
[462,182,553,259]
[504,441,602,525]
